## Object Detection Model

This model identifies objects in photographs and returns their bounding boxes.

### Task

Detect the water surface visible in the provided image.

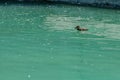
[0,3,120,80]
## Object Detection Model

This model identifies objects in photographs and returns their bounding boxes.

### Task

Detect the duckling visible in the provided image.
[75,26,88,31]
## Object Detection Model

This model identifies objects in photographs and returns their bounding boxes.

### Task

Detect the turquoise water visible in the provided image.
[0,3,120,80]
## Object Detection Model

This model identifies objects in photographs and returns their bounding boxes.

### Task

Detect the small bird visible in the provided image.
[75,26,88,31]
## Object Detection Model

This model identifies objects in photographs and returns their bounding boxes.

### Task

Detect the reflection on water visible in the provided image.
[0,4,120,80]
